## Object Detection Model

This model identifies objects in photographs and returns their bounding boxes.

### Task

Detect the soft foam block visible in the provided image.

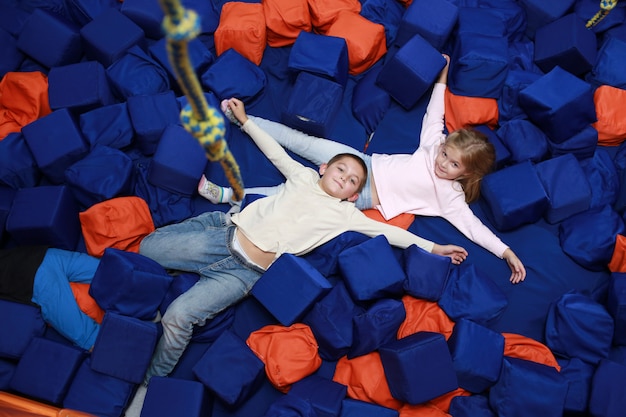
[201,48,267,101]
[48,61,116,113]
[394,0,458,49]
[588,359,626,417]
[126,90,180,156]
[438,263,508,327]
[63,357,135,417]
[545,290,614,365]
[449,33,509,98]
[323,10,387,76]
[80,7,146,68]
[447,318,505,393]
[379,331,458,404]
[338,235,406,302]
[340,398,399,417]
[21,108,89,185]
[281,71,344,138]
[0,301,46,360]
[141,376,212,417]
[349,298,405,359]
[559,204,625,272]
[79,102,134,150]
[376,35,446,109]
[557,357,595,414]
[214,1,266,66]
[64,145,133,209]
[519,66,596,144]
[6,185,81,250]
[192,329,264,407]
[480,160,549,231]
[90,312,158,384]
[148,124,209,196]
[16,8,83,68]
[10,337,85,405]
[288,31,349,87]
[289,374,347,417]
[251,253,332,326]
[120,0,164,40]
[89,248,173,321]
[402,244,451,301]
[533,13,597,76]
[0,132,41,189]
[607,272,626,345]
[489,357,568,417]
[302,282,361,361]
[535,153,591,224]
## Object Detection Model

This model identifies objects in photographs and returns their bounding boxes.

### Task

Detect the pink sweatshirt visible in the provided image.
[371,83,509,258]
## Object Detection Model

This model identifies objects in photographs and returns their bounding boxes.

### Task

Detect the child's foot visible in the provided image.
[221,99,242,127]
[198,175,233,204]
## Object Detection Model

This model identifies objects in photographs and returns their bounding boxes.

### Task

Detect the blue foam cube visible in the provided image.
[251,253,332,326]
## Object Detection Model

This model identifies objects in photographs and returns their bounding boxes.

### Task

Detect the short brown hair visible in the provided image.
[326,153,368,193]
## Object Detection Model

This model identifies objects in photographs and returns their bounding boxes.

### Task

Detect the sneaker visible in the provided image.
[221,99,242,127]
[197,175,224,204]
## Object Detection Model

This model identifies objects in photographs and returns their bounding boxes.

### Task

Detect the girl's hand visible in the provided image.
[432,243,468,265]
[437,54,450,85]
[503,248,526,284]
[225,98,248,125]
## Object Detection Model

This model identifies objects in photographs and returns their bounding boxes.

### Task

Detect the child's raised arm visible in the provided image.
[225,98,304,179]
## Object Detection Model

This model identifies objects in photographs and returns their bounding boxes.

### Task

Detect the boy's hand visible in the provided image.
[225,98,248,126]
[432,243,467,264]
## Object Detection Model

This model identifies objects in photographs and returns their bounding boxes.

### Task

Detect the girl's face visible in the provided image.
[434,144,467,180]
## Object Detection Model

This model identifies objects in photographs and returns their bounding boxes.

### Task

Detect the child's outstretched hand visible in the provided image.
[432,243,468,265]
[224,98,248,126]
[503,248,526,284]
[436,54,450,85]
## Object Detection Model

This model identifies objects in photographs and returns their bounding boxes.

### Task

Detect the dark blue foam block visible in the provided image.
[63,357,135,417]
[21,108,89,185]
[251,253,332,326]
[48,60,116,113]
[0,301,47,360]
[192,329,265,407]
[142,376,213,417]
[16,8,83,68]
[349,298,405,359]
[89,247,173,321]
[588,359,626,417]
[10,337,86,405]
[5,185,81,250]
[0,132,41,189]
[90,312,159,384]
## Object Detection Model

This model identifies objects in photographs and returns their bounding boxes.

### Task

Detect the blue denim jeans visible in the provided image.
[139,211,263,382]
[249,115,374,209]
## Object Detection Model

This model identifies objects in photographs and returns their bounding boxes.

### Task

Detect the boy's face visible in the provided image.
[318,157,364,202]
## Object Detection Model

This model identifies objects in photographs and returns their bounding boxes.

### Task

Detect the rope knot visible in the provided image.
[162,9,201,42]
[180,104,227,161]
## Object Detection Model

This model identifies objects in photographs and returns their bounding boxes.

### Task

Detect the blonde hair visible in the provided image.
[445,128,495,203]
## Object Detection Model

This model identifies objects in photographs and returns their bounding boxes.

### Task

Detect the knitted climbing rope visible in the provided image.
[586,0,619,28]
[158,0,244,201]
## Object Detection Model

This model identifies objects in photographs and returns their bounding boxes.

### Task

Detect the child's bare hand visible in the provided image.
[225,98,248,125]
[432,243,467,264]
[503,248,526,284]
[437,54,450,84]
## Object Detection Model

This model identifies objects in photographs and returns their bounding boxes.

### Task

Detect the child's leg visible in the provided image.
[249,116,365,166]
[31,249,100,350]
[143,243,261,382]
[198,176,284,204]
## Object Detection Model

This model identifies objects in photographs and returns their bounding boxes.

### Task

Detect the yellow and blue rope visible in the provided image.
[586,0,619,29]
[158,0,244,201]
